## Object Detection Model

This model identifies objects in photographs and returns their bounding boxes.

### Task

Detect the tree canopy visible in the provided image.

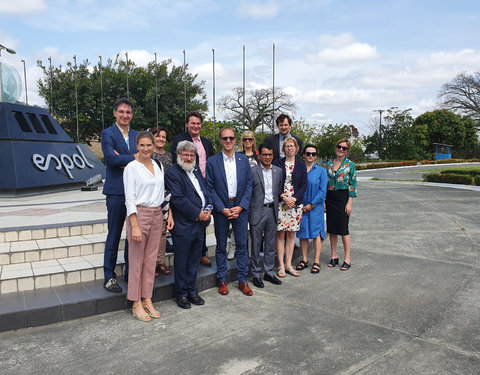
[37,55,207,144]
[218,87,295,133]
[413,109,478,159]
[438,71,480,121]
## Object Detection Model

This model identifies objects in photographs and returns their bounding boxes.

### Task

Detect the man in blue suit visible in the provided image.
[101,98,139,293]
[166,141,212,309]
[206,127,253,296]
[171,111,215,267]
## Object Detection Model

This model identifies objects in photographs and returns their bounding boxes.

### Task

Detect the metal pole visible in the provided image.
[183,49,187,131]
[243,45,246,131]
[73,55,79,143]
[0,44,17,103]
[154,52,158,127]
[125,52,129,99]
[99,56,105,130]
[374,109,384,159]
[272,43,275,134]
[212,49,216,143]
[21,59,28,104]
[48,57,53,114]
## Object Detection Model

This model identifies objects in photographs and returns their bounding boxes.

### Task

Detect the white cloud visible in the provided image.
[0,0,46,15]
[237,0,279,19]
[307,42,380,65]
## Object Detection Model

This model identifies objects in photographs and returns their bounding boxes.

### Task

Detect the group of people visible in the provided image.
[101,97,357,322]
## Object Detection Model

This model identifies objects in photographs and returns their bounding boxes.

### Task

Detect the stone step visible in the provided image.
[0,232,218,295]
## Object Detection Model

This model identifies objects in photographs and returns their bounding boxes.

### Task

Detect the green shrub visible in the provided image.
[440,169,480,176]
[474,176,480,186]
[423,173,473,185]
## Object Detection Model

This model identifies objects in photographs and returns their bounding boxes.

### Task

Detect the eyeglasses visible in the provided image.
[336,145,349,151]
[180,153,196,158]
[243,138,253,142]
[304,152,317,157]
[260,153,273,157]
[221,136,235,141]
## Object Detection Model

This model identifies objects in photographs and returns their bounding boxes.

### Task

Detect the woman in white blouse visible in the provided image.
[123,131,174,322]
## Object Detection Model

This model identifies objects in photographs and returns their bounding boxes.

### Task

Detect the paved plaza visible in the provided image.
[0,176,479,374]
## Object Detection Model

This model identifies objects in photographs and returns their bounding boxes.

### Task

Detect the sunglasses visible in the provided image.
[304,152,317,157]
[221,136,235,141]
[336,145,349,151]
[243,138,253,142]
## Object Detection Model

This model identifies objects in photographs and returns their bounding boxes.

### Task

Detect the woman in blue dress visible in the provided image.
[295,144,328,273]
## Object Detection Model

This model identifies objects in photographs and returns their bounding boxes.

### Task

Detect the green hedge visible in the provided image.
[421,158,480,165]
[474,176,480,186]
[423,173,473,185]
[439,169,480,176]
[356,161,417,171]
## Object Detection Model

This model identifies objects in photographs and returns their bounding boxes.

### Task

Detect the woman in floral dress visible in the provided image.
[325,138,357,271]
[273,138,307,277]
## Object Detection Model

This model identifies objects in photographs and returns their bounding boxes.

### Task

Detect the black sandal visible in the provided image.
[328,258,339,268]
[311,263,321,274]
[296,260,308,271]
[340,261,351,271]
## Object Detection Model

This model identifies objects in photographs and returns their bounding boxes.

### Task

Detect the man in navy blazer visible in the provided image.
[101,98,139,293]
[171,111,215,266]
[206,127,253,296]
[166,141,212,309]
[264,113,303,161]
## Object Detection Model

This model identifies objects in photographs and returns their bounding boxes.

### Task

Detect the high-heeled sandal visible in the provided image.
[277,266,286,278]
[143,304,161,319]
[132,305,151,322]
[285,266,300,277]
[328,258,339,268]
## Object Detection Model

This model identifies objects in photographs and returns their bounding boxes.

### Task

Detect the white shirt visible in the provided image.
[186,169,206,208]
[116,124,130,149]
[261,164,273,204]
[222,152,237,199]
[123,160,165,217]
[279,133,291,158]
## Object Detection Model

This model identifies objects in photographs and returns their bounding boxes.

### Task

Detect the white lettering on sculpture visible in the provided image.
[32,145,95,179]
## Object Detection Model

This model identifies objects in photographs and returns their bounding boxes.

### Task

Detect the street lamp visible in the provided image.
[21,59,28,104]
[0,43,17,103]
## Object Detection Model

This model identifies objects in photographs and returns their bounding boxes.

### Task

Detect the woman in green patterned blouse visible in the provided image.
[325,139,357,271]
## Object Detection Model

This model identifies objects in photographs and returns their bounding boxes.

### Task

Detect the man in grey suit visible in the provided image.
[249,143,284,288]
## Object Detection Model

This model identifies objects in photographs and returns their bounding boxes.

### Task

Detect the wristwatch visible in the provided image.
[310,204,316,209]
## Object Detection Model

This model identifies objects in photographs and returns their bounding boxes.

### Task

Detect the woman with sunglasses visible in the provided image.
[325,139,357,271]
[151,126,173,277]
[273,137,307,277]
[296,144,327,274]
[239,130,259,167]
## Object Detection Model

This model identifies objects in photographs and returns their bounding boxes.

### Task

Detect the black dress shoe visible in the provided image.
[252,277,264,288]
[188,294,205,305]
[176,296,191,309]
[264,273,282,285]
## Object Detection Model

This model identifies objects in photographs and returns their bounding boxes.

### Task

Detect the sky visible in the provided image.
[1,0,479,136]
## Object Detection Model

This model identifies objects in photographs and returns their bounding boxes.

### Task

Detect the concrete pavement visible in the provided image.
[0,179,479,374]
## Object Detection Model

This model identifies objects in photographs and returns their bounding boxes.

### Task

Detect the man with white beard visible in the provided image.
[165,141,212,309]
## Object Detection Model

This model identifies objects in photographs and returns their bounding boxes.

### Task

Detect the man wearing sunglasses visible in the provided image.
[171,111,215,267]
[206,127,253,296]
[264,113,303,161]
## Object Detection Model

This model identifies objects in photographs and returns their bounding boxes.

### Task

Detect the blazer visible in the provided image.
[249,164,283,226]
[171,132,215,167]
[273,157,308,205]
[165,163,211,236]
[206,152,253,213]
[264,133,303,161]
[101,124,139,196]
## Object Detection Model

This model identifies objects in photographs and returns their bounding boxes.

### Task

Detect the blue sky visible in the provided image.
[1,0,479,135]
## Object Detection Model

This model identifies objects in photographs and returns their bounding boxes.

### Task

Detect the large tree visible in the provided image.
[438,71,480,121]
[218,87,295,133]
[37,55,207,143]
[413,109,478,158]
[314,123,360,161]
